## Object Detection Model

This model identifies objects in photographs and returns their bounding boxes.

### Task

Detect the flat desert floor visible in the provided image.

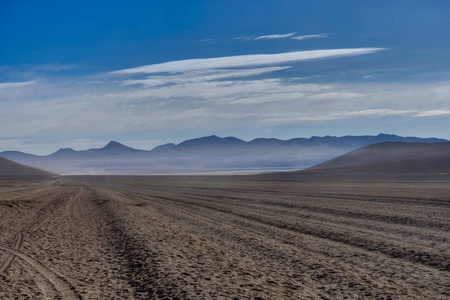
[0,175,449,299]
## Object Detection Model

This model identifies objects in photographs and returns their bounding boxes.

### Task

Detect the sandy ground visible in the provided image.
[0,175,449,299]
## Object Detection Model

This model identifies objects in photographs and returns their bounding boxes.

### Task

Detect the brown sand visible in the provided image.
[1,176,449,299]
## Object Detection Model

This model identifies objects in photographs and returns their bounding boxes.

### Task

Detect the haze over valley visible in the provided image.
[1,133,446,175]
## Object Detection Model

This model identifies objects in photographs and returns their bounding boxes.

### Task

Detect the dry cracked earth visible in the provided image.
[0,175,449,299]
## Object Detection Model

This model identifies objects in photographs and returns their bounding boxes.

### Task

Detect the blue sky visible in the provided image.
[1,0,450,154]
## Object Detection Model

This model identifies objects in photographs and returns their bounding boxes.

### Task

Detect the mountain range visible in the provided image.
[0,134,447,175]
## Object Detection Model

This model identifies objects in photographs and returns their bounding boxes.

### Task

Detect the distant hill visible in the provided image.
[0,134,447,175]
[151,143,175,152]
[0,156,56,176]
[307,141,450,173]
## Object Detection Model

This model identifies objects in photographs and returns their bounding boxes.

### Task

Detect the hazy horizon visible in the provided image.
[1,1,450,154]
[1,133,447,156]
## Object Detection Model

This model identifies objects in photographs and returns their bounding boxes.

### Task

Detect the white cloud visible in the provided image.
[415,110,450,117]
[308,92,367,100]
[291,34,328,41]
[1,76,450,143]
[112,48,386,74]
[236,33,328,41]
[121,67,290,87]
[254,32,297,40]
[3,50,450,146]
[0,81,37,89]
[263,109,415,123]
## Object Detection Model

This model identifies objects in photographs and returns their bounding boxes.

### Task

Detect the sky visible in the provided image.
[1,0,450,154]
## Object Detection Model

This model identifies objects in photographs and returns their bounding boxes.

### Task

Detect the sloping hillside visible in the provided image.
[0,157,56,176]
[307,141,450,173]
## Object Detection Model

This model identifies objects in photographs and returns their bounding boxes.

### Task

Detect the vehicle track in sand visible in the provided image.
[1,180,137,299]
[0,185,81,299]
[0,245,78,300]
[0,188,72,274]
[2,176,449,299]
[87,177,450,299]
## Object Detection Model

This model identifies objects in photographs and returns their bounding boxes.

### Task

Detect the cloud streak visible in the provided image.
[121,67,290,87]
[0,81,37,89]
[254,32,297,40]
[263,109,416,123]
[112,48,386,74]
[291,34,328,40]
[237,33,328,41]
[414,110,450,117]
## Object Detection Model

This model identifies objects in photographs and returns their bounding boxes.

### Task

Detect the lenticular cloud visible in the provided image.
[112,48,385,75]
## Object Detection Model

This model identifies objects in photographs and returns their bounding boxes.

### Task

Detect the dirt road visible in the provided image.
[1,176,449,299]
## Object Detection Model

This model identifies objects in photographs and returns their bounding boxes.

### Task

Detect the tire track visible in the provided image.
[0,245,78,300]
[114,185,450,271]
[95,181,449,299]
[0,186,81,299]
[117,185,450,230]
[0,188,72,274]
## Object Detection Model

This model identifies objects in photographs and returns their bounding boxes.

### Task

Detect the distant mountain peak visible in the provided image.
[177,135,246,148]
[195,135,221,141]
[50,148,77,157]
[54,148,76,154]
[101,141,135,151]
[103,141,124,148]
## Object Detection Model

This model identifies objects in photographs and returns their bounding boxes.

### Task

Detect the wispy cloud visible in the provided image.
[254,32,297,40]
[112,48,386,74]
[308,92,366,100]
[2,75,450,143]
[120,67,290,87]
[415,110,450,117]
[263,109,415,123]
[237,33,328,41]
[291,34,328,41]
[0,81,36,89]
[3,47,449,150]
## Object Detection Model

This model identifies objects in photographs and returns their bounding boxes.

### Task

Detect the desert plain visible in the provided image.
[0,174,449,299]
